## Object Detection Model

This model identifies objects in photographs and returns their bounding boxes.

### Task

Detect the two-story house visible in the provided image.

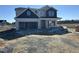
[15,5,61,30]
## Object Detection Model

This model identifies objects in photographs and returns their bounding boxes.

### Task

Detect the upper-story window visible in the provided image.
[48,11,54,17]
[27,10,31,16]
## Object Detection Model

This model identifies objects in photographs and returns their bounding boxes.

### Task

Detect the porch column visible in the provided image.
[46,20,49,29]
[55,20,57,26]
[38,20,41,29]
[16,21,19,30]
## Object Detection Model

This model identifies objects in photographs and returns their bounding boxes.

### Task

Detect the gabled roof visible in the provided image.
[40,5,57,11]
[16,8,39,18]
[29,8,40,17]
[15,8,40,18]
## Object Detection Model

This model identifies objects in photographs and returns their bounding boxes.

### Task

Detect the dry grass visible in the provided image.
[58,23,78,28]
[0,25,13,32]
[0,39,6,47]
[64,33,79,42]
[0,42,5,47]
[1,33,79,53]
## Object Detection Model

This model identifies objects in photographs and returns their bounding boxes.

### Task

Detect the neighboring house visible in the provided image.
[0,20,6,26]
[15,5,61,30]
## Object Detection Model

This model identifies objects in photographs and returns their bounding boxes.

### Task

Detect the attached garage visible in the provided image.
[19,22,38,30]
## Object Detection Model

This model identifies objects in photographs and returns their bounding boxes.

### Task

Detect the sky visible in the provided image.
[0,5,79,23]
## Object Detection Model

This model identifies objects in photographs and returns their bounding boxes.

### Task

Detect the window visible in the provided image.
[48,11,54,17]
[27,10,31,16]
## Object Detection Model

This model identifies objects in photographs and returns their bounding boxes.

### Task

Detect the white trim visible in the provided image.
[15,18,39,22]
[15,17,61,20]
[39,18,61,21]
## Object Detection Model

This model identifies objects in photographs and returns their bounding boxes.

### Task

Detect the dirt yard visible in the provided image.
[0,25,79,53]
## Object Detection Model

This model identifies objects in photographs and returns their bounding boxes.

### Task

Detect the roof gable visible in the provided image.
[16,8,39,18]
[40,5,57,11]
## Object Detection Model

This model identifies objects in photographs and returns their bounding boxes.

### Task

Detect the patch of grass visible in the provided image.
[0,40,6,47]
[48,42,63,46]
[12,45,28,53]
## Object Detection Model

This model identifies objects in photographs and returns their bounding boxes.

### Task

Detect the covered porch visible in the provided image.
[38,18,61,29]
